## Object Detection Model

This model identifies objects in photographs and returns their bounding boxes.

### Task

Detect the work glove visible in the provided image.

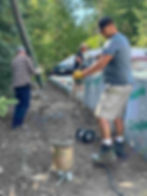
[72,70,84,85]
[72,70,84,80]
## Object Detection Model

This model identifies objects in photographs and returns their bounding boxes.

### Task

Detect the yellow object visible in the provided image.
[73,70,83,80]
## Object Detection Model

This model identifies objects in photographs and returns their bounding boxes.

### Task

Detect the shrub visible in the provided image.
[0,96,17,117]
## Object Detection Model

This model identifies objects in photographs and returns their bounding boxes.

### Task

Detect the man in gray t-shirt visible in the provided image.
[73,17,133,164]
[103,32,133,85]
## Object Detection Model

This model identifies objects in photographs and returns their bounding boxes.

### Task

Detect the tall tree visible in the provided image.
[136,0,147,47]
[0,0,18,95]
[100,0,143,43]
[21,0,88,71]
[74,0,144,44]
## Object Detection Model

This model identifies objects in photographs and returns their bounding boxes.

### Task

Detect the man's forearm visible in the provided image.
[83,60,104,77]
[82,55,113,78]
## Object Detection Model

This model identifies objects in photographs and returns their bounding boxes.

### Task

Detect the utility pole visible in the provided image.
[10,0,43,87]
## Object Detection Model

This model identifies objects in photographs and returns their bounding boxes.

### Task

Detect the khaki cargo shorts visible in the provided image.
[95,84,132,120]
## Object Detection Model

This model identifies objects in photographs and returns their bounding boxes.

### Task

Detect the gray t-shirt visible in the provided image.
[102,33,133,85]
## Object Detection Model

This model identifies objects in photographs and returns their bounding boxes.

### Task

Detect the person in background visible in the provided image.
[72,44,88,96]
[11,47,41,130]
[73,17,133,164]
[74,44,88,70]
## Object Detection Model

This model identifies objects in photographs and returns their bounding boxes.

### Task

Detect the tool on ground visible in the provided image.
[50,140,74,183]
[76,128,97,144]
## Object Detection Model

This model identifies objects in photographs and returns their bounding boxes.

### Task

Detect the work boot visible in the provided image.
[114,141,127,159]
[92,145,117,165]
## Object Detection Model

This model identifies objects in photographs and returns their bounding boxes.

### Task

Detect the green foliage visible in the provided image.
[83,0,143,44]
[135,0,147,47]
[0,0,18,96]
[21,0,88,71]
[101,0,143,43]
[0,97,17,117]
[77,0,145,45]
[0,0,146,96]
[85,34,104,49]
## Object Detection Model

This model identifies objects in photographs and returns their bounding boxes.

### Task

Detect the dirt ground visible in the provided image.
[0,83,147,196]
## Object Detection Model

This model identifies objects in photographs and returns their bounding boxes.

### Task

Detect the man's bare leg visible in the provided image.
[98,118,112,140]
[114,118,125,142]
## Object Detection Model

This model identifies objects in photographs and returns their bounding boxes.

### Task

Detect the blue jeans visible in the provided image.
[12,84,31,128]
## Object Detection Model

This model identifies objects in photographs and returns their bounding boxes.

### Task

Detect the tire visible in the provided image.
[83,130,96,144]
[75,128,86,142]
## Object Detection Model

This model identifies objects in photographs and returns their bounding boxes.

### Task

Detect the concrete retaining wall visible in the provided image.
[83,74,147,159]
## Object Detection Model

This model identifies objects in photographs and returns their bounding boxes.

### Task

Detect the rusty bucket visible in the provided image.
[51,140,74,172]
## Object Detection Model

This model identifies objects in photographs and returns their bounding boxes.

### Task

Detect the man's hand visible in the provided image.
[72,70,84,80]
[73,55,113,80]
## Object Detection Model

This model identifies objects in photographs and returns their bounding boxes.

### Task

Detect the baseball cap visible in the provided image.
[98,17,114,30]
